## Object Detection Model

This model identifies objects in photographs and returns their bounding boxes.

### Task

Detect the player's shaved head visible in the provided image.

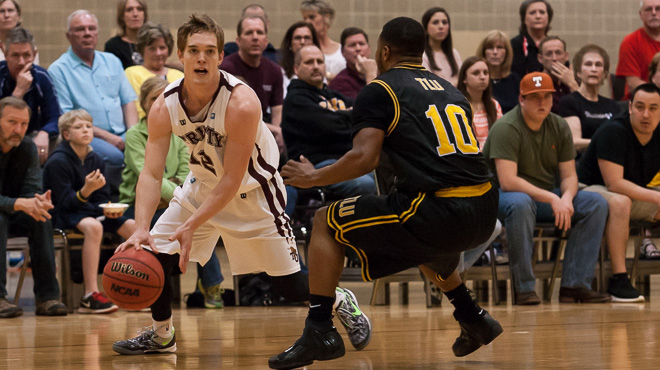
[379,17,425,58]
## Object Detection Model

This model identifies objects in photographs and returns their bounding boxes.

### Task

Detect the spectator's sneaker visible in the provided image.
[79,292,119,314]
[452,310,503,357]
[197,279,224,309]
[268,318,345,369]
[113,326,177,355]
[35,300,67,316]
[608,276,645,303]
[0,297,23,318]
[334,287,371,350]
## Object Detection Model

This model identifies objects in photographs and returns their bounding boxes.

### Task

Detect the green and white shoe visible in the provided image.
[335,287,371,350]
[197,279,224,309]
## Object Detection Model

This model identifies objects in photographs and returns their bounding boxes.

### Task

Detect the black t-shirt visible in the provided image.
[104,35,143,70]
[492,72,521,114]
[352,63,490,194]
[577,112,660,187]
[559,91,621,139]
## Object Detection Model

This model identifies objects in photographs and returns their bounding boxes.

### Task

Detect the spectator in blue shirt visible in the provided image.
[0,27,61,165]
[48,10,138,188]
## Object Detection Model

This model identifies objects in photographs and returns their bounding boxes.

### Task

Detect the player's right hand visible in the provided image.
[116,228,158,254]
[281,155,316,188]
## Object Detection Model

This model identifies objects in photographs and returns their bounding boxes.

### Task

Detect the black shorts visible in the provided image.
[326,183,498,281]
[61,212,130,234]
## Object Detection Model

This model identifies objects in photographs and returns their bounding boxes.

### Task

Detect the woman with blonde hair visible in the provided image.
[300,0,345,80]
[476,30,520,113]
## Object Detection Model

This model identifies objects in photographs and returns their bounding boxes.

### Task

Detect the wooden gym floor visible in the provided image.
[2,250,660,370]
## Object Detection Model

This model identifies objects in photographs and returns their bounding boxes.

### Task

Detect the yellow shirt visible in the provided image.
[124,65,184,118]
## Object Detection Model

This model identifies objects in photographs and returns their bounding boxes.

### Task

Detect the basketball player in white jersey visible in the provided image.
[111,14,370,356]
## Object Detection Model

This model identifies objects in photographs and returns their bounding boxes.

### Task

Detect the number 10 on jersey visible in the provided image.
[425,104,479,156]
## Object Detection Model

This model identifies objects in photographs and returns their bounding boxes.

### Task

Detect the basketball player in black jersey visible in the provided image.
[270,17,503,369]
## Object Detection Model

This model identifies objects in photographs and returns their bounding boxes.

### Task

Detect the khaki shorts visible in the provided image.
[580,184,659,222]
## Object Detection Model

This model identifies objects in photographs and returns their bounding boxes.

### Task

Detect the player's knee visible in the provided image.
[271,271,309,302]
[312,206,329,229]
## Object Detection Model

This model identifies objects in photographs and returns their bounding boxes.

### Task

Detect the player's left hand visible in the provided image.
[170,224,194,273]
[281,155,316,188]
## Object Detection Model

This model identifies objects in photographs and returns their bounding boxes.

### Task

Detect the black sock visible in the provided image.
[612,273,628,280]
[444,283,483,322]
[308,294,335,324]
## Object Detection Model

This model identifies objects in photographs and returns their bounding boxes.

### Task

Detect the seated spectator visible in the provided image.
[577,83,660,303]
[300,0,345,80]
[105,0,147,69]
[648,51,660,89]
[0,0,37,64]
[483,72,610,305]
[43,109,137,314]
[0,27,60,164]
[476,30,521,113]
[457,56,502,149]
[421,7,462,86]
[222,15,284,152]
[125,22,183,119]
[559,44,620,154]
[537,36,579,114]
[120,77,225,308]
[280,21,319,95]
[328,27,377,100]
[0,96,67,318]
[282,44,375,197]
[224,4,277,62]
[49,10,138,190]
[616,0,660,97]
[511,0,552,77]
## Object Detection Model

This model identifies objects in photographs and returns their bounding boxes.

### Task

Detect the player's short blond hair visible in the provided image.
[58,109,93,138]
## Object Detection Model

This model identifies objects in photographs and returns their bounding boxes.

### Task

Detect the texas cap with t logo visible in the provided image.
[519,72,556,96]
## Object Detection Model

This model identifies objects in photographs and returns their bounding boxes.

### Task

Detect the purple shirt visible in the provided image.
[328,67,365,100]
[221,53,283,121]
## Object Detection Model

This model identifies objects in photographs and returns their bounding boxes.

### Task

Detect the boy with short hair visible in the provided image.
[43,109,137,314]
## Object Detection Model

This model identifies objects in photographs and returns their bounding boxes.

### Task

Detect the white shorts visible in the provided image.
[149,173,300,276]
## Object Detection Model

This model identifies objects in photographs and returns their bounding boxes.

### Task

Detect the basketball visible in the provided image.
[102,248,164,310]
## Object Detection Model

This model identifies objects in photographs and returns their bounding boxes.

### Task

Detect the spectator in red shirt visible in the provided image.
[616,0,660,96]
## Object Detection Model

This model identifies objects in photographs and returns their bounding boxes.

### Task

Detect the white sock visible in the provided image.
[333,288,344,310]
[153,318,173,338]
[83,292,95,299]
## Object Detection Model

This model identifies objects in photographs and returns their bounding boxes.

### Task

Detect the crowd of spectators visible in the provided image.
[3,0,660,319]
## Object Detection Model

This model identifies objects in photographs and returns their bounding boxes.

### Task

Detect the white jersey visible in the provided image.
[163,70,280,194]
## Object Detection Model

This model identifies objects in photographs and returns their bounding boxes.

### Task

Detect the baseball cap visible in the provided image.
[520,72,556,96]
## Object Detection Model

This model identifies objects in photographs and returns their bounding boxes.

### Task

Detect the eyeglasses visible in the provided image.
[293,35,312,41]
[643,6,660,13]
[0,8,16,15]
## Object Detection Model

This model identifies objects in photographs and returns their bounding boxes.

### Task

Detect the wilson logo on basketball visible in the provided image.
[110,283,140,296]
[110,262,150,281]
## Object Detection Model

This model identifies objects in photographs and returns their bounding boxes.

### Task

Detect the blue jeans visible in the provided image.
[498,189,607,293]
[0,212,61,301]
[315,159,376,197]
[125,206,224,288]
[91,136,125,167]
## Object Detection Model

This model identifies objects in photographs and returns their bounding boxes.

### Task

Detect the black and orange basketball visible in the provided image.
[102,248,164,310]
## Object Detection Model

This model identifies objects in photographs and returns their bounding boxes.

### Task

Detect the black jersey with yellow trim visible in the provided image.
[352,63,491,194]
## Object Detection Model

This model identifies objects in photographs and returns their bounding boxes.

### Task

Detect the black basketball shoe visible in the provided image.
[268,318,345,369]
[452,310,503,357]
